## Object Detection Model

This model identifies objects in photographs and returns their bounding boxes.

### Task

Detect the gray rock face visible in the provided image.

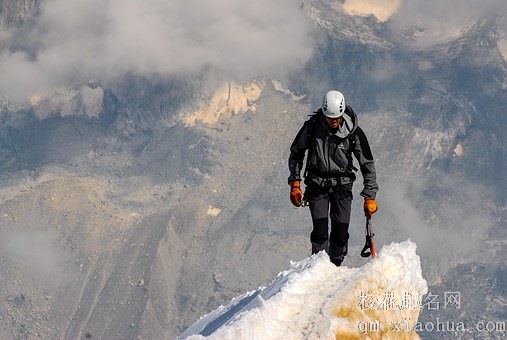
[0,0,39,26]
[0,1,505,339]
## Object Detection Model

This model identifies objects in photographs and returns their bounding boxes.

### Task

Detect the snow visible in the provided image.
[178,240,428,340]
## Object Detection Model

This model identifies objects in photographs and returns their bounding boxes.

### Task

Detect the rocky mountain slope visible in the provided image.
[0,1,505,339]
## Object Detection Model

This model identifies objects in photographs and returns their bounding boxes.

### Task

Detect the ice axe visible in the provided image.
[360,217,376,258]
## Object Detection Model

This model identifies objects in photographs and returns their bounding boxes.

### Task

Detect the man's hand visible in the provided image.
[289,181,302,207]
[364,197,378,218]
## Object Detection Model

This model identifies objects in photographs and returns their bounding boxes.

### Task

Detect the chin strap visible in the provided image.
[360,217,376,258]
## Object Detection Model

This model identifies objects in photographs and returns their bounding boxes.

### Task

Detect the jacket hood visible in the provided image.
[336,105,357,138]
[316,105,357,138]
[313,105,358,138]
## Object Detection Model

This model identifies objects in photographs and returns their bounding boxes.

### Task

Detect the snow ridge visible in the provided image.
[179,240,427,340]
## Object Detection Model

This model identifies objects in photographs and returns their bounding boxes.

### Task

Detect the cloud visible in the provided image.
[368,57,402,82]
[2,228,66,281]
[0,0,315,101]
[374,168,496,284]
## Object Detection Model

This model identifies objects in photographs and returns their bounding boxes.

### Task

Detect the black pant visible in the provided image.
[306,183,352,265]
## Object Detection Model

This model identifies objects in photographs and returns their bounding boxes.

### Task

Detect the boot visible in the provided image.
[329,257,343,267]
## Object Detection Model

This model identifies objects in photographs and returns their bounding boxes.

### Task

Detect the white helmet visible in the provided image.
[322,90,345,118]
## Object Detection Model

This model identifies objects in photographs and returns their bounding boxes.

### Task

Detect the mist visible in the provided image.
[2,0,506,103]
[375,174,495,282]
[1,226,66,283]
[0,0,315,102]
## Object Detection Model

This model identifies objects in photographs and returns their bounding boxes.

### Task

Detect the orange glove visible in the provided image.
[289,181,302,207]
[364,197,378,218]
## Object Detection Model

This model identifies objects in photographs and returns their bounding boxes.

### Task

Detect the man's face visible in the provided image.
[325,116,342,129]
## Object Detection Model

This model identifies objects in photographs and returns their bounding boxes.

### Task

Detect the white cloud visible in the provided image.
[2,228,65,280]
[0,0,315,102]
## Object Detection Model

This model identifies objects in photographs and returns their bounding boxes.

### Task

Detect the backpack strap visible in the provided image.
[345,132,359,173]
[305,108,358,175]
[303,109,322,179]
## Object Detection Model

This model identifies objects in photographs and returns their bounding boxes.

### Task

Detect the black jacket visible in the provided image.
[288,106,378,199]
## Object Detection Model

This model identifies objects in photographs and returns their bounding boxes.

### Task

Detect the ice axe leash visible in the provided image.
[360,217,376,258]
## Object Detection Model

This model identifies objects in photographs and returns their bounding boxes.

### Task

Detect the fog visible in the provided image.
[0,0,315,101]
[376,174,494,282]
[1,0,506,102]
[1,224,66,284]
